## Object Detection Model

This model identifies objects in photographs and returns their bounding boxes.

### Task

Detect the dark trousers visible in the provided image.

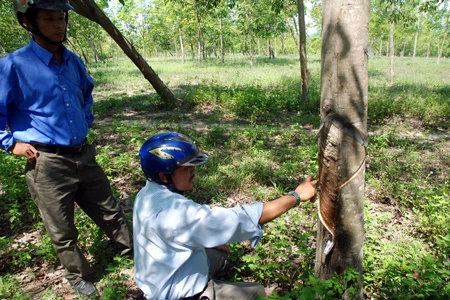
[25,144,132,283]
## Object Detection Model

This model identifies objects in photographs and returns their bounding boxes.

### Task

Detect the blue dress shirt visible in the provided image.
[0,38,95,151]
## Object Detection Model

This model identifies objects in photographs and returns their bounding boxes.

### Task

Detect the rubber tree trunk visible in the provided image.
[315,0,369,299]
[219,17,225,64]
[389,0,395,86]
[297,0,309,105]
[69,0,181,107]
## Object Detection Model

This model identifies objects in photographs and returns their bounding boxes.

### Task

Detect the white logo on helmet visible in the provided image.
[150,147,183,160]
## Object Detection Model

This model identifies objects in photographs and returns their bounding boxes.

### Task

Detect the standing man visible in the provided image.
[0,0,133,297]
[134,132,318,299]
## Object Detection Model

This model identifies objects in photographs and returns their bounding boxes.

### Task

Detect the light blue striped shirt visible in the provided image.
[133,180,264,299]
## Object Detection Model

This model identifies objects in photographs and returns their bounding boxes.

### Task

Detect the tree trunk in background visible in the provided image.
[174,37,178,57]
[437,29,447,64]
[189,36,195,60]
[413,21,419,58]
[389,0,395,85]
[88,38,103,63]
[69,0,181,107]
[0,41,5,56]
[195,0,202,67]
[257,37,261,55]
[66,38,82,62]
[316,1,368,299]
[268,39,275,59]
[249,25,254,67]
[73,38,88,64]
[297,0,309,105]
[219,17,225,64]
[179,24,185,64]
[291,15,299,49]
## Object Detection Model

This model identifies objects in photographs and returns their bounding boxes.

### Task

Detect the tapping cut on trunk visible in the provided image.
[318,113,367,256]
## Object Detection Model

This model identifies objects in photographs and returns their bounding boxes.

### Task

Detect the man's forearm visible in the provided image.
[259,194,297,225]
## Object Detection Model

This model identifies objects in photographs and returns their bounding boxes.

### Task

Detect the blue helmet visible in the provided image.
[139,132,210,181]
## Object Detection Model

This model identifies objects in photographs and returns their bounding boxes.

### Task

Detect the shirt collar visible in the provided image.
[30,38,69,66]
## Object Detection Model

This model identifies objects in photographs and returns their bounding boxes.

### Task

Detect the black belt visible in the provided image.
[34,141,88,155]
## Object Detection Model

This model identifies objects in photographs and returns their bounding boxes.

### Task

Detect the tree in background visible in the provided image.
[388,0,396,85]
[69,12,107,64]
[315,0,369,299]
[69,0,181,106]
[297,0,308,104]
[235,0,257,66]
[271,0,310,104]
[0,1,30,54]
[434,1,449,64]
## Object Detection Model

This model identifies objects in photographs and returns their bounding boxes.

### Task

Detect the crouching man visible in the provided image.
[133,132,318,299]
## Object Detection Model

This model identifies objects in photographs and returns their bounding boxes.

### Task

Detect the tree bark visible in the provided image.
[69,0,181,107]
[297,0,309,105]
[316,1,368,299]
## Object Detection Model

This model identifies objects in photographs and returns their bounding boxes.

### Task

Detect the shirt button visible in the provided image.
[70,120,73,123]
[74,137,77,140]
[66,104,70,107]
[63,87,66,91]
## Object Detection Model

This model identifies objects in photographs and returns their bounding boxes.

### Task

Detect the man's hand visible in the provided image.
[10,142,39,164]
[259,175,319,225]
[295,175,319,203]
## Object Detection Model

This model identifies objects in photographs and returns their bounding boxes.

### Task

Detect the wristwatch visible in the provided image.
[288,190,301,206]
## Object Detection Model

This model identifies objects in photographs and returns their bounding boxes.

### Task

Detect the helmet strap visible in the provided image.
[158,173,185,195]
[19,9,69,46]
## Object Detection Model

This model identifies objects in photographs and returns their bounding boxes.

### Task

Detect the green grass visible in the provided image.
[1,54,449,299]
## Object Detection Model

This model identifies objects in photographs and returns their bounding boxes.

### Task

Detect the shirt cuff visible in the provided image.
[2,137,15,153]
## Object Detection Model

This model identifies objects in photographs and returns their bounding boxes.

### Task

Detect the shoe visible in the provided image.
[119,247,134,259]
[72,280,97,297]
[108,241,134,259]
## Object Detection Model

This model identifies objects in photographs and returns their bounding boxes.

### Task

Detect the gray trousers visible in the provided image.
[25,144,132,283]
[203,249,266,300]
